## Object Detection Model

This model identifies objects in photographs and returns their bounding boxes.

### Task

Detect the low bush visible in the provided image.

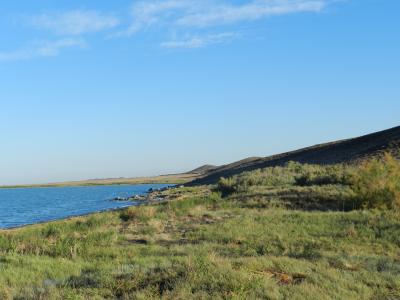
[217,177,236,196]
[215,156,400,211]
[294,165,352,186]
[159,192,222,216]
[216,162,353,199]
[120,206,157,222]
[351,153,400,210]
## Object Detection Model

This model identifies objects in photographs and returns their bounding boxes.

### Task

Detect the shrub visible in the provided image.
[73,216,105,231]
[214,158,400,211]
[42,224,62,238]
[217,177,236,196]
[351,153,400,210]
[120,206,156,222]
[216,162,353,197]
[294,165,352,186]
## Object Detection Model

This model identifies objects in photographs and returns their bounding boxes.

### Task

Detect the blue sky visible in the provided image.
[0,0,399,185]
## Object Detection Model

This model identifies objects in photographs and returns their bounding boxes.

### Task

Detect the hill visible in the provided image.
[189,125,400,185]
[4,126,399,189]
[187,164,218,175]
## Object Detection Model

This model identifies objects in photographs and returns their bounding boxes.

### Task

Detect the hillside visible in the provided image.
[190,125,400,185]
[186,164,218,175]
[3,126,400,189]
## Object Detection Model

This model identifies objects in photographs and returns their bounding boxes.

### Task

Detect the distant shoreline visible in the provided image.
[0,173,198,189]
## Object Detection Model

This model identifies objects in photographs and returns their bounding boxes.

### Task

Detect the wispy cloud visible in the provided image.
[1,0,335,62]
[121,0,328,36]
[0,38,86,62]
[120,0,196,36]
[177,0,326,27]
[161,32,238,48]
[30,10,120,35]
[1,10,116,62]
[35,38,87,56]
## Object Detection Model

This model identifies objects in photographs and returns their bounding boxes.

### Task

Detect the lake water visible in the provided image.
[0,184,172,229]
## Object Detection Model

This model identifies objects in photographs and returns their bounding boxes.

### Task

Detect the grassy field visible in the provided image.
[0,173,198,189]
[1,159,400,299]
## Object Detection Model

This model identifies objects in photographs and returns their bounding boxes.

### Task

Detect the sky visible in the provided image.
[0,0,399,185]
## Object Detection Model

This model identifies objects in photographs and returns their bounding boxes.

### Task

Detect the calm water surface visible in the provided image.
[0,184,171,229]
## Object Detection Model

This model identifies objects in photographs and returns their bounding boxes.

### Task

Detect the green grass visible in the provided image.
[1,162,400,299]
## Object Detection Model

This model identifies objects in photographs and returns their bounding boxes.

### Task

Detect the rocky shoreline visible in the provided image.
[111,185,181,203]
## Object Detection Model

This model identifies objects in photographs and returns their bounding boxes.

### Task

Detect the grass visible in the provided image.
[1,160,400,299]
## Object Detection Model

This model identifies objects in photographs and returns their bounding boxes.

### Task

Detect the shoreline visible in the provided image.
[0,185,175,231]
[0,197,171,231]
[0,204,136,231]
[0,174,197,190]
[0,181,177,190]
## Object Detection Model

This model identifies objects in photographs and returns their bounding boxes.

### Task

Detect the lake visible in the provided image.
[0,184,172,229]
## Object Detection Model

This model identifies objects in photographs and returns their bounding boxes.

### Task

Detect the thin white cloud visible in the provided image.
[114,0,199,36]
[121,0,328,36]
[0,38,86,62]
[161,32,238,48]
[2,0,335,62]
[36,38,87,56]
[30,10,120,35]
[2,10,113,62]
[177,1,326,27]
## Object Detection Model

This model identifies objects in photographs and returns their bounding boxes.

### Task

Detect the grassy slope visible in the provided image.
[0,173,399,299]
[191,125,400,185]
[0,174,198,189]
